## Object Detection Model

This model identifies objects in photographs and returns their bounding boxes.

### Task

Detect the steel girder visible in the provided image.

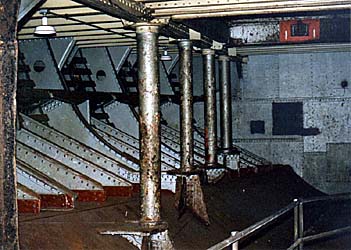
[144,0,351,19]
[17,128,130,188]
[20,113,138,184]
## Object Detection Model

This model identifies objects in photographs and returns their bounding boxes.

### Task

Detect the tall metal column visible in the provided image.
[202,49,217,167]
[0,1,20,249]
[136,23,162,226]
[179,40,194,172]
[100,23,173,250]
[218,55,233,152]
[172,40,209,224]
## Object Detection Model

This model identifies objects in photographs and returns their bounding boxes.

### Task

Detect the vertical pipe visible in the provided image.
[231,231,239,250]
[202,49,217,167]
[178,40,193,172]
[136,23,161,225]
[0,1,20,249]
[293,199,299,244]
[298,202,304,250]
[218,55,233,151]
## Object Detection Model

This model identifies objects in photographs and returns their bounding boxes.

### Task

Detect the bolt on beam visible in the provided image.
[0,1,21,249]
[202,49,218,168]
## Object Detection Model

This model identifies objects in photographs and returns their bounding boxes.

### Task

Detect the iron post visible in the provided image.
[171,40,209,224]
[293,199,299,249]
[100,23,173,250]
[298,202,304,250]
[179,40,194,172]
[0,1,20,249]
[231,231,239,250]
[218,55,233,152]
[202,49,217,168]
[136,23,162,226]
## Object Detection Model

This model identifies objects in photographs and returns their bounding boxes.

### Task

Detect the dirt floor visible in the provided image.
[19,166,351,250]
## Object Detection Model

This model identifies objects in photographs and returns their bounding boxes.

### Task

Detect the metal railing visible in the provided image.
[208,193,351,250]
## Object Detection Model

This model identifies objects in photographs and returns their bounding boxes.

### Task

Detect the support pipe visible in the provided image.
[0,1,20,250]
[202,49,217,167]
[136,23,162,225]
[218,55,233,152]
[136,23,174,250]
[179,40,194,172]
[174,40,209,224]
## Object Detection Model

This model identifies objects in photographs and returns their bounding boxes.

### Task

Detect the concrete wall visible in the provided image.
[233,52,351,194]
[163,50,351,194]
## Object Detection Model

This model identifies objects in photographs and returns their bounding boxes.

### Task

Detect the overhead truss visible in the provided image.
[17,0,213,48]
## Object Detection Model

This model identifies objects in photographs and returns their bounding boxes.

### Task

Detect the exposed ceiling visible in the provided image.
[140,0,351,19]
[18,0,172,48]
[18,0,351,50]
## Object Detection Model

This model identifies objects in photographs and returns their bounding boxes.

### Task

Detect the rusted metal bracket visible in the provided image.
[168,169,210,225]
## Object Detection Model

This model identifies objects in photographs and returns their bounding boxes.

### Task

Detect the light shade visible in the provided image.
[34,11,56,37]
[160,50,172,61]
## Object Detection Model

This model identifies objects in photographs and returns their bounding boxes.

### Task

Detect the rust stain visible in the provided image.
[73,190,107,202]
[18,200,41,214]
[103,186,133,197]
[40,194,75,209]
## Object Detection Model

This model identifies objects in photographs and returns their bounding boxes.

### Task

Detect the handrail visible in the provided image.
[208,192,351,250]
[301,193,351,204]
[287,226,351,250]
[208,201,297,250]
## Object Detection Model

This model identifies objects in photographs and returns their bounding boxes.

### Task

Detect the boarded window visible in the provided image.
[250,120,265,134]
[272,102,303,135]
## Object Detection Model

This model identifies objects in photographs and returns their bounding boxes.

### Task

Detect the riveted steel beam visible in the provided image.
[0,0,20,249]
[72,0,150,23]
[93,121,179,171]
[72,0,214,48]
[16,160,76,209]
[145,0,351,19]
[17,128,130,188]
[202,49,218,168]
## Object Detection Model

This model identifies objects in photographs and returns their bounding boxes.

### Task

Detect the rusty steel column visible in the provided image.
[173,40,209,224]
[218,55,233,152]
[179,40,194,172]
[136,23,162,226]
[202,49,217,167]
[0,1,20,250]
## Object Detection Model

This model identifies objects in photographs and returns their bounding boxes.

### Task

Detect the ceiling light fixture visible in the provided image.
[34,9,56,37]
[160,49,172,61]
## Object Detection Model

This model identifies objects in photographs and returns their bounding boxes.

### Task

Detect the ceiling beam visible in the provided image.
[234,42,351,55]
[145,0,351,19]
[72,0,215,47]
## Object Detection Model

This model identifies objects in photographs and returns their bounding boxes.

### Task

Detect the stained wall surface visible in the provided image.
[232,52,351,194]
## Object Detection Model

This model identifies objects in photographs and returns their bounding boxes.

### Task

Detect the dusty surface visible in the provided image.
[19,166,351,250]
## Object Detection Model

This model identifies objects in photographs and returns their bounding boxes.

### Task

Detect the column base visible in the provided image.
[99,220,174,250]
